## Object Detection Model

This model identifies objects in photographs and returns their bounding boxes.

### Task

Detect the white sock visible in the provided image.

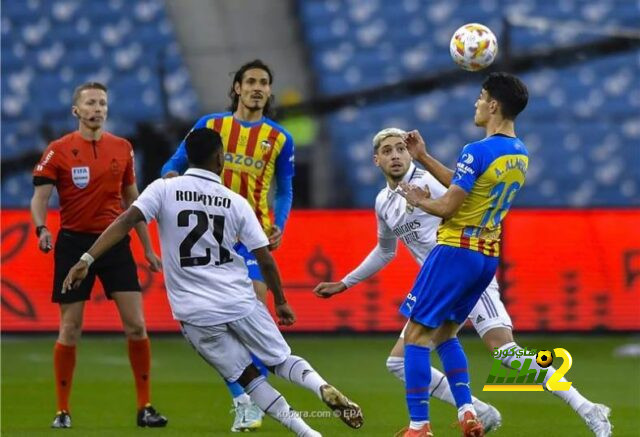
[386,357,483,408]
[386,356,405,381]
[457,403,476,422]
[233,392,251,406]
[245,376,317,436]
[409,420,429,430]
[429,366,456,406]
[274,355,328,399]
[497,342,593,413]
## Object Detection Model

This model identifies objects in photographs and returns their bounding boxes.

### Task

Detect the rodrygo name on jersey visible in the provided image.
[132,168,269,326]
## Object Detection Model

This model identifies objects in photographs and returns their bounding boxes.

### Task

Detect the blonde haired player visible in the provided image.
[315,124,611,437]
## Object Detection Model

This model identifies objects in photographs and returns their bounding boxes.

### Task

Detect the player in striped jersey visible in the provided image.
[394,73,609,437]
[314,127,610,436]
[161,60,294,431]
[314,128,500,432]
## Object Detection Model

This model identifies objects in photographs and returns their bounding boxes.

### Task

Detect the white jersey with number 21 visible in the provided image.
[133,168,269,327]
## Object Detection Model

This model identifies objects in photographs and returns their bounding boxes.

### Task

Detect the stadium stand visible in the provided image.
[1,0,199,206]
[2,0,638,208]
[297,0,640,206]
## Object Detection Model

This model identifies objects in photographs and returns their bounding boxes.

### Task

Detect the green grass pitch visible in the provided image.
[2,334,639,436]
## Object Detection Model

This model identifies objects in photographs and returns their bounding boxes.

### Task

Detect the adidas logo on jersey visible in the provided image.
[476,314,485,324]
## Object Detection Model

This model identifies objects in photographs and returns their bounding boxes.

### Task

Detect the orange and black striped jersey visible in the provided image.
[162,112,295,232]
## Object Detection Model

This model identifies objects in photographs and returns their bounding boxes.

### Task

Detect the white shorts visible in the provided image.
[399,277,512,339]
[467,277,513,337]
[180,302,291,382]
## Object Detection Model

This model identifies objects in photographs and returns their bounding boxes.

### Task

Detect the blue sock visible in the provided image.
[225,380,245,399]
[436,338,472,408]
[404,344,431,421]
[225,354,269,399]
[251,354,269,377]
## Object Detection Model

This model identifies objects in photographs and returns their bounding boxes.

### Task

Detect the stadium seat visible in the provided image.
[1,0,199,207]
[297,0,639,206]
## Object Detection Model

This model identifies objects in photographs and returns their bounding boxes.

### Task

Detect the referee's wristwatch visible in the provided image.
[35,225,48,237]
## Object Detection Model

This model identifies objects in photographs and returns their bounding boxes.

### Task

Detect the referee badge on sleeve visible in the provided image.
[71,166,90,189]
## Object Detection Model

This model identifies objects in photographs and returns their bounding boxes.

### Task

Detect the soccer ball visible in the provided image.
[449,23,498,71]
[536,350,554,368]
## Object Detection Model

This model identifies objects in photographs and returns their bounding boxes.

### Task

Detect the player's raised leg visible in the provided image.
[231,302,364,430]
[239,366,321,437]
[482,327,612,437]
[273,355,364,429]
[180,320,320,437]
[469,279,611,437]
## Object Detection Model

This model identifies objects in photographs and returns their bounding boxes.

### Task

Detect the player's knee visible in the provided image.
[404,321,432,346]
[123,320,147,340]
[59,319,83,344]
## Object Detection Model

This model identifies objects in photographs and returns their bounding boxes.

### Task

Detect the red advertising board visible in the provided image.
[500,209,640,331]
[2,209,639,332]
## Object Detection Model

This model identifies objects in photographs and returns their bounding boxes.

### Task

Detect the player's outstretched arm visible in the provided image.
[314,281,347,298]
[62,206,146,292]
[404,130,454,187]
[253,246,296,326]
[314,211,398,300]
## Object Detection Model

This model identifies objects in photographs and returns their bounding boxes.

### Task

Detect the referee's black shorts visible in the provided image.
[52,229,141,303]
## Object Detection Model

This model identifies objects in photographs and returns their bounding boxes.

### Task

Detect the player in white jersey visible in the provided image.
[63,128,363,436]
[314,128,611,437]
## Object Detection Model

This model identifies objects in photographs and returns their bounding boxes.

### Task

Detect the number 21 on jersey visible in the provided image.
[177,209,233,268]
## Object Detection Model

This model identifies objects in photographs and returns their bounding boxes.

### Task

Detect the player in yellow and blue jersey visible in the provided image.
[161,60,294,432]
[396,73,529,437]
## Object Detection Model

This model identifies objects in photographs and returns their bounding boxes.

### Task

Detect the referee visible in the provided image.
[30,82,167,429]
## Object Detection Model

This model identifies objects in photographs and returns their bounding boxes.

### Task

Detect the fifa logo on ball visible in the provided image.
[483,347,573,392]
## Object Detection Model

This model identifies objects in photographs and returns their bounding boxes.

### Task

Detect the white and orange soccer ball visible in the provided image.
[450,23,498,71]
